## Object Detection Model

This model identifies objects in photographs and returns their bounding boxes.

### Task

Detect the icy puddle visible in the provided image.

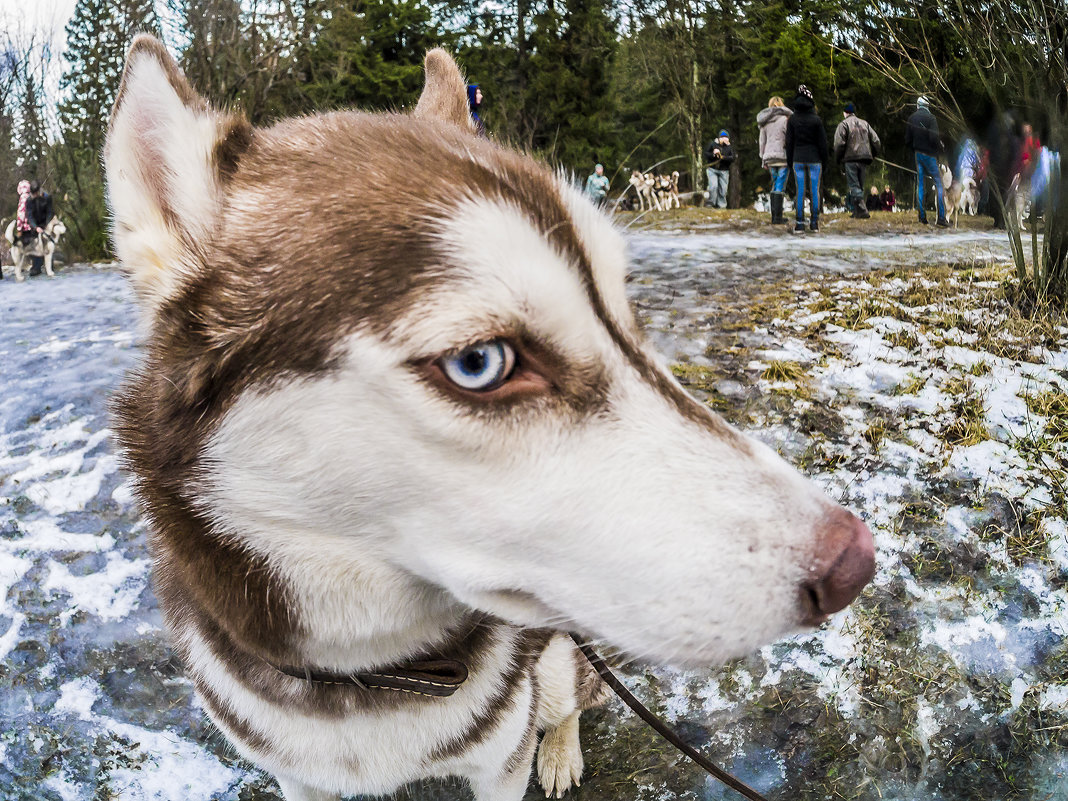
[1,231,1066,800]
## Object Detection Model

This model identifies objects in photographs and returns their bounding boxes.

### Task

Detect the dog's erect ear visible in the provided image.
[412,49,475,133]
[105,34,252,311]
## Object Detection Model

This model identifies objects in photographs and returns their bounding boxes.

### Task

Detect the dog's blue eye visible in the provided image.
[440,341,516,392]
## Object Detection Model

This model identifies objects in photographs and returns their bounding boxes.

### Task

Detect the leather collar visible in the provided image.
[276,658,468,698]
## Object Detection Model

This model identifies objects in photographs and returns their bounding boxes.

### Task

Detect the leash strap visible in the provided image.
[278,658,468,698]
[569,633,770,801]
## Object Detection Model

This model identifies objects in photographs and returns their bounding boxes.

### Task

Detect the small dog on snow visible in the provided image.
[106,36,875,801]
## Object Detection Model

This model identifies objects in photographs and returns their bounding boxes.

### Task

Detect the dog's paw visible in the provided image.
[537,712,583,798]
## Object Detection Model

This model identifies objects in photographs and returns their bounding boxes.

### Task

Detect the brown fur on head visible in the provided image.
[104,36,610,665]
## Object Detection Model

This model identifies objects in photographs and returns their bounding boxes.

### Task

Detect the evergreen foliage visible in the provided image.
[54,0,160,258]
[0,0,1056,296]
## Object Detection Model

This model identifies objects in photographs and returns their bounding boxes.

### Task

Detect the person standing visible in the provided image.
[906,96,948,226]
[14,179,34,248]
[757,97,792,224]
[704,130,734,209]
[26,180,54,276]
[466,84,486,137]
[584,163,610,205]
[834,103,881,219]
[785,85,828,233]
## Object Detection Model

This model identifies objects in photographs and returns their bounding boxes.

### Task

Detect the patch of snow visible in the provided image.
[43,552,149,622]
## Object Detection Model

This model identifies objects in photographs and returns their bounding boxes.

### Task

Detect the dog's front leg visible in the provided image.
[275,776,340,801]
[469,758,535,801]
[13,254,24,282]
[44,250,55,277]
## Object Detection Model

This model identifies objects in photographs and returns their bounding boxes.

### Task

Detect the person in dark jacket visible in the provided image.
[880,184,896,212]
[834,103,881,219]
[704,130,735,208]
[905,96,948,226]
[866,186,882,212]
[467,84,485,137]
[785,85,828,233]
[26,180,54,276]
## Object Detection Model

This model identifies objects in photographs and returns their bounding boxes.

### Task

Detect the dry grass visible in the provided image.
[761,359,806,383]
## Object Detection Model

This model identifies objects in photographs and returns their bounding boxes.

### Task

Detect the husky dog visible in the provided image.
[960,176,979,217]
[105,36,874,801]
[941,164,977,228]
[655,171,681,210]
[4,216,67,280]
[628,169,662,212]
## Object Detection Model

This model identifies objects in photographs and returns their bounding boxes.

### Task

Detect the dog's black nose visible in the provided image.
[801,510,875,623]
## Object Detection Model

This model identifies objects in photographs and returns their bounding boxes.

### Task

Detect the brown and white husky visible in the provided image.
[105,35,875,801]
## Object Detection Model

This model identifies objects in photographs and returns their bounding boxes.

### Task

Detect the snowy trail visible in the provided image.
[1,230,1066,800]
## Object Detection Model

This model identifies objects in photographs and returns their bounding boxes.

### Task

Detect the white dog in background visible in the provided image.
[105,35,874,801]
[4,217,67,280]
[941,164,977,228]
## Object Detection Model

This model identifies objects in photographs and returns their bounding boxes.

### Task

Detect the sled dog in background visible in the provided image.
[628,168,661,211]
[940,163,976,228]
[3,216,67,280]
[106,35,874,801]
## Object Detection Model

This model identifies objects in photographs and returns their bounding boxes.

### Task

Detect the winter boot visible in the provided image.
[770,192,784,224]
[793,221,806,234]
[810,217,820,232]
[855,204,870,219]
[936,217,950,228]
[918,212,929,225]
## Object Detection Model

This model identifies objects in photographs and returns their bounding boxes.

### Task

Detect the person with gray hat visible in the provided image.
[704,129,735,208]
[906,96,948,226]
[834,102,881,219]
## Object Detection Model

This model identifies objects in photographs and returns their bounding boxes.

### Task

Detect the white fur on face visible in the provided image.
[199,194,839,667]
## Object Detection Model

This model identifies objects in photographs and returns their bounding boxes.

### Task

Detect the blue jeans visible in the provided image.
[706,168,729,208]
[793,162,822,222]
[915,152,945,220]
[768,165,788,193]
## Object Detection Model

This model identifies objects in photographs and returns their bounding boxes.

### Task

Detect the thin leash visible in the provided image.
[570,633,769,801]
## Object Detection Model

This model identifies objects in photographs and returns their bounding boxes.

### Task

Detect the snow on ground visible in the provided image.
[2,230,1066,800]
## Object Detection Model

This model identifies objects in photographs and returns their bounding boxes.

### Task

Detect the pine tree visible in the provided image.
[55,0,160,259]
[59,0,160,158]
[18,73,47,180]
[525,0,617,173]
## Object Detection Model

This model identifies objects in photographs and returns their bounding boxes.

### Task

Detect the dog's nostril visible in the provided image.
[802,512,876,622]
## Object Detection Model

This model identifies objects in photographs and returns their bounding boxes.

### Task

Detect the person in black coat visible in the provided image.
[905,97,948,226]
[785,85,828,233]
[25,180,54,276]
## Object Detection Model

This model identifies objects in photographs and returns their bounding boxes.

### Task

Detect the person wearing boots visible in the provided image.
[785,85,828,233]
[834,102,881,219]
[704,130,734,208]
[906,96,948,226]
[757,96,792,224]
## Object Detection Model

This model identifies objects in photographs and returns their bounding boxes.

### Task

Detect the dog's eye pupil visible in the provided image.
[461,351,487,375]
[439,340,516,392]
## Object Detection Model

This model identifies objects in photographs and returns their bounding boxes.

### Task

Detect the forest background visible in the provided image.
[0,0,1059,261]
